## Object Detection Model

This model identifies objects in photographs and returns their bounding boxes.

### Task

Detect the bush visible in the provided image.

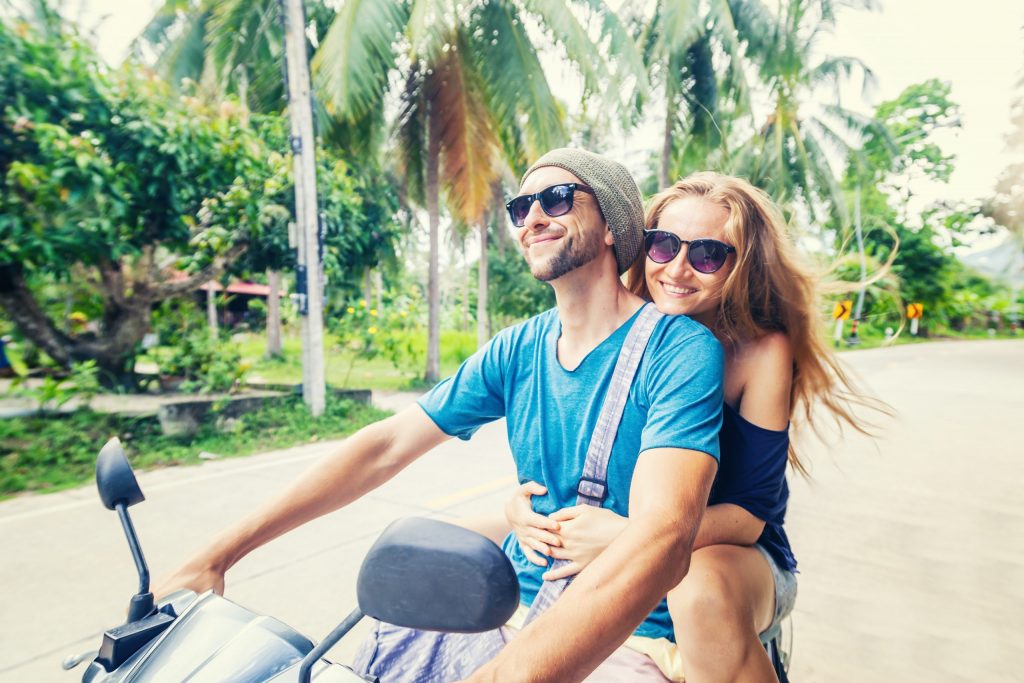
[330,294,426,385]
[5,359,100,413]
[0,395,389,497]
[154,328,249,393]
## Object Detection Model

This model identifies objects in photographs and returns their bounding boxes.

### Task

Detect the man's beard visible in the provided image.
[526,228,605,282]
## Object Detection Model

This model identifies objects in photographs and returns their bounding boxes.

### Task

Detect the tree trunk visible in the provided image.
[0,264,74,367]
[93,302,151,389]
[425,100,441,383]
[363,267,373,306]
[477,221,489,347]
[207,285,219,335]
[266,269,283,358]
[1,239,246,389]
[462,238,470,333]
[374,269,383,312]
[660,84,675,189]
[0,263,148,387]
[493,182,508,258]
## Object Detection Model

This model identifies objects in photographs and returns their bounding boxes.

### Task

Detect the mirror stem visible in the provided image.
[297,608,364,683]
[116,502,151,596]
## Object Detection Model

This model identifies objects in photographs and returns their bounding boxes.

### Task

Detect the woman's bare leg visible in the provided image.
[668,544,778,683]
[446,511,512,545]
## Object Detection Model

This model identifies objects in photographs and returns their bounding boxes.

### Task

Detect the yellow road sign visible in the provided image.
[907,303,924,319]
[832,300,853,321]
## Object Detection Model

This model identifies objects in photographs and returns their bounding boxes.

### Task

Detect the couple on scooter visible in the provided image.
[157,148,873,682]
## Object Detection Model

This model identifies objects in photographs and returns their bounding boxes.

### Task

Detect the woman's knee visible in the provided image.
[667,547,757,631]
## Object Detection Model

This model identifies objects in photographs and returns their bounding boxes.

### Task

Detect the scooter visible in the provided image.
[63,437,520,682]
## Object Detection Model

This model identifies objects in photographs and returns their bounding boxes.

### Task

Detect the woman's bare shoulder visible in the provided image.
[733,332,793,429]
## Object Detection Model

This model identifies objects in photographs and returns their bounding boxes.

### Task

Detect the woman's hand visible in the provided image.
[542,506,628,581]
[505,482,561,567]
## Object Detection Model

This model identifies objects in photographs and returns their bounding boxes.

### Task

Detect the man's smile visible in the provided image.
[527,233,563,249]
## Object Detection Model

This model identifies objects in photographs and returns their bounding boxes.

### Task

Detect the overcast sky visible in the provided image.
[69,0,1024,217]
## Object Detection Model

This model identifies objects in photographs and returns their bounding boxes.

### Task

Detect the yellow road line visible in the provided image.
[424,475,518,510]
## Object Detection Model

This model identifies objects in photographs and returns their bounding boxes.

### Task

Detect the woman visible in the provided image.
[499,172,883,682]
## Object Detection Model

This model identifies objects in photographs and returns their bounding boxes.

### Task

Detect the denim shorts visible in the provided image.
[754,543,798,642]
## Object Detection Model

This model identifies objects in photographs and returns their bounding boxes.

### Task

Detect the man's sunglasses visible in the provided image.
[644,229,736,274]
[505,183,597,227]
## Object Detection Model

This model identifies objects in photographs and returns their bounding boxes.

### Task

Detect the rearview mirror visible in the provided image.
[357,517,519,633]
[96,437,144,511]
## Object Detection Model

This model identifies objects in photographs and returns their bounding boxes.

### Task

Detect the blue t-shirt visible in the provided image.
[418,304,724,641]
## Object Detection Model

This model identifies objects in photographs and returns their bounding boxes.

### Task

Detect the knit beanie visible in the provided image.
[522,148,644,274]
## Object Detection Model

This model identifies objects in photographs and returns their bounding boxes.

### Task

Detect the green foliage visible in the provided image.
[865,79,959,184]
[154,328,248,393]
[485,243,555,326]
[5,360,100,413]
[0,17,278,273]
[0,12,405,381]
[148,299,249,391]
[246,297,268,328]
[825,79,1008,333]
[0,396,389,497]
[329,293,424,384]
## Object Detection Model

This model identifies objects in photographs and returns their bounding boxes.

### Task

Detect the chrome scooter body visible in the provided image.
[70,437,519,683]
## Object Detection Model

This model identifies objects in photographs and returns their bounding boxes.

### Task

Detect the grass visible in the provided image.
[233,329,473,391]
[0,396,389,499]
[832,320,1021,352]
[5,323,1018,499]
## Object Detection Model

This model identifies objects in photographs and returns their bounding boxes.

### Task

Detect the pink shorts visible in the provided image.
[577,639,672,682]
[498,627,671,682]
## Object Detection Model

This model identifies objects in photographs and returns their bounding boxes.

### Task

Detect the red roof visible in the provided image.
[199,281,285,297]
[168,271,286,297]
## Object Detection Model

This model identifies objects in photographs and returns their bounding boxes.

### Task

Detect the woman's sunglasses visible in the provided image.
[644,229,736,274]
[506,183,597,227]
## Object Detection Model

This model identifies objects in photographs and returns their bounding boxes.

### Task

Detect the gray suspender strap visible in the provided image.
[523,303,664,626]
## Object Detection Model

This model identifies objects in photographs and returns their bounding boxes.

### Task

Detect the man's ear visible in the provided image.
[604,229,615,247]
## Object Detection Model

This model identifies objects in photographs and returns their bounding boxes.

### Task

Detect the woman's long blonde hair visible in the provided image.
[626,172,887,475]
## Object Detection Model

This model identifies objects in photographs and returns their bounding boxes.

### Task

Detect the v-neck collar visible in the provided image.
[551,303,649,373]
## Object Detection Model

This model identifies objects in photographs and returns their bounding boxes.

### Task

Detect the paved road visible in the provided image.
[1,340,1021,682]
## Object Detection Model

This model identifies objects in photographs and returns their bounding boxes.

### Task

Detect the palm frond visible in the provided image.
[707,0,751,114]
[132,0,194,54]
[728,0,776,65]
[207,0,282,110]
[521,0,607,96]
[792,119,847,226]
[587,0,650,104]
[312,0,407,121]
[804,115,853,157]
[396,64,427,206]
[653,0,703,62]
[810,55,876,96]
[153,8,211,88]
[466,0,566,163]
[429,33,503,225]
[407,0,453,65]
[315,96,386,161]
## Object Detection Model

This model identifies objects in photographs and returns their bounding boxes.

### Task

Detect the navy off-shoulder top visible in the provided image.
[708,402,797,572]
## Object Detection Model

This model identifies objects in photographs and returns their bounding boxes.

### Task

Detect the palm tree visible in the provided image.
[140,0,644,382]
[630,0,753,188]
[314,0,644,380]
[729,0,885,228]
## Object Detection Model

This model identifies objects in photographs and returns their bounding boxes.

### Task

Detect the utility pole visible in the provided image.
[848,178,868,346]
[853,181,868,321]
[281,0,325,415]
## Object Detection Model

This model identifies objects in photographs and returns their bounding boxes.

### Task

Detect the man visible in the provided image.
[157,149,723,682]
